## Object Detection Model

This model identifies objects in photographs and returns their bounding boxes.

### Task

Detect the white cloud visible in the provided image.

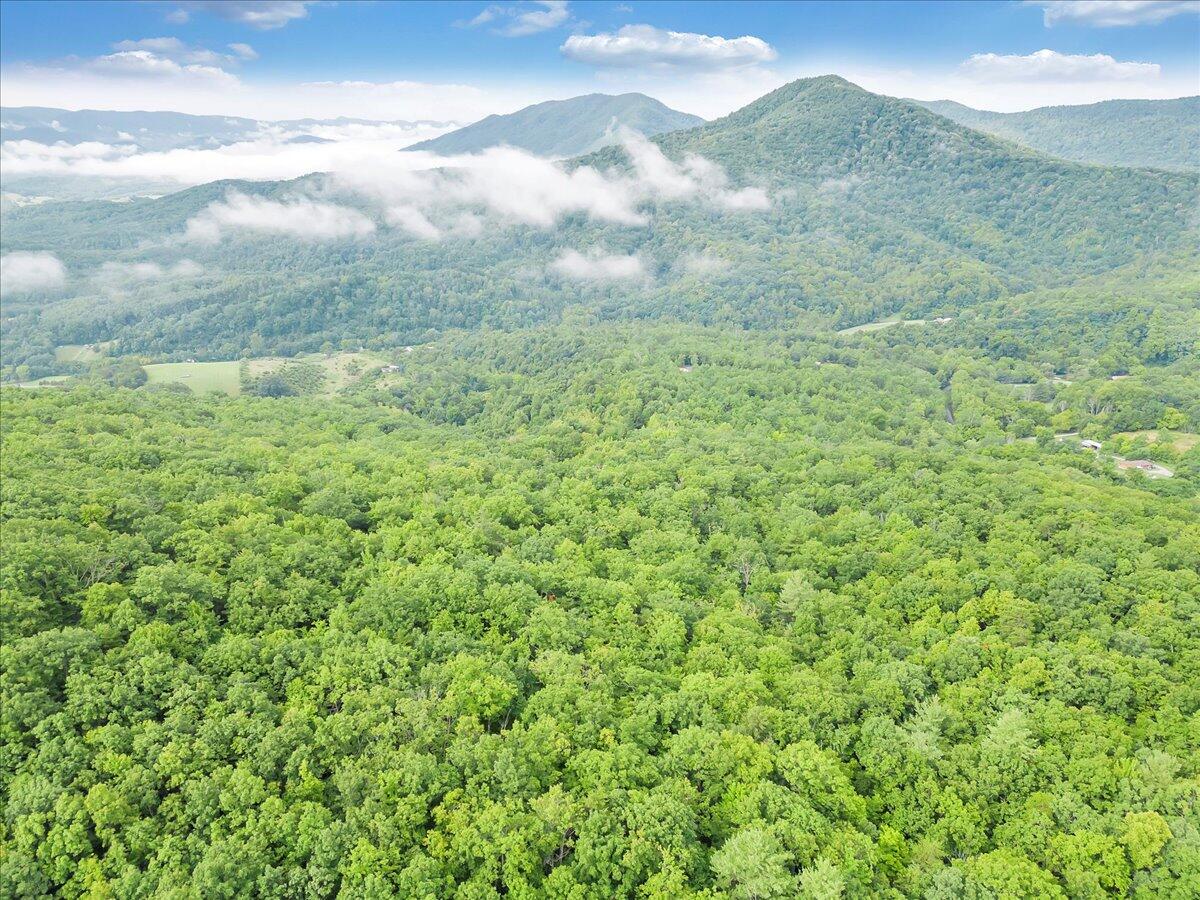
[6,41,246,97]
[0,122,459,186]
[385,205,443,240]
[335,131,769,236]
[228,43,259,60]
[552,249,645,281]
[65,130,766,244]
[506,1,571,36]
[338,144,649,228]
[167,1,317,30]
[110,37,234,66]
[1027,1,1200,27]
[2,140,141,164]
[185,192,376,243]
[621,129,769,210]
[1,252,66,294]
[960,49,1160,82]
[86,49,240,87]
[562,24,777,70]
[93,259,204,289]
[463,1,571,36]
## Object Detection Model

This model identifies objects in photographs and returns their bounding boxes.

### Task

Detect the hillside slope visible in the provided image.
[406,93,704,157]
[914,96,1200,171]
[592,76,1196,278]
[2,77,1196,370]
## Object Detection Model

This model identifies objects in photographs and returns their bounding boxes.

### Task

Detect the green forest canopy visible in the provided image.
[2,324,1198,897]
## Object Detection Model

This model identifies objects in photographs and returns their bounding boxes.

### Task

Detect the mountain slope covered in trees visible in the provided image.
[914,96,1200,171]
[2,77,1196,375]
[406,92,704,157]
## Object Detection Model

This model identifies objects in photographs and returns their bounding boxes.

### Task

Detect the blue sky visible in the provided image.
[1,1,1196,119]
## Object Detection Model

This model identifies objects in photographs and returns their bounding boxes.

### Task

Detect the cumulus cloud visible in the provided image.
[463,1,571,36]
[185,192,376,243]
[85,49,240,87]
[960,49,1160,82]
[110,37,238,66]
[1027,1,1199,27]
[551,249,646,281]
[1,252,67,294]
[562,24,777,70]
[93,259,204,290]
[167,1,317,30]
[8,39,247,96]
[109,36,258,66]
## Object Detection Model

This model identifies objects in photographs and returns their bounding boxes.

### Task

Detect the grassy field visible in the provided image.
[838,317,927,335]
[54,343,110,364]
[244,351,387,396]
[143,361,243,395]
[21,350,391,397]
[1115,430,1200,453]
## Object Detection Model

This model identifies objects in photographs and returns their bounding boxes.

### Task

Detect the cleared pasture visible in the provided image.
[837,317,927,335]
[143,361,242,395]
[54,344,104,364]
[1115,430,1200,454]
[244,351,387,395]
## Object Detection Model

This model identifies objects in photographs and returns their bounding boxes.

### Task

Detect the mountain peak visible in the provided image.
[407,92,704,158]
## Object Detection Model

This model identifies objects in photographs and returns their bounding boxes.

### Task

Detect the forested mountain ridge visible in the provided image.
[2,77,1197,375]
[590,76,1196,275]
[913,96,1200,172]
[405,92,704,157]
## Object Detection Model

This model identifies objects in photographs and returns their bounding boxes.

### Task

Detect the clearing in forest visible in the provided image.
[837,317,927,335]
[244,350,388,396]
[1115,430,1200,454]
[54,343,111,364]
[143,361,243,395]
